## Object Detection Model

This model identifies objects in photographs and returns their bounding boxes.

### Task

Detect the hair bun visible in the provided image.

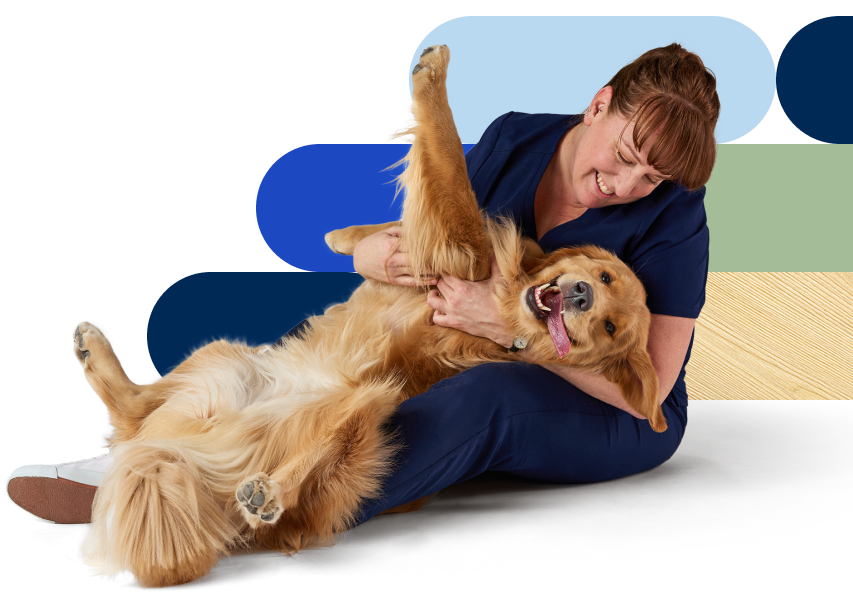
[602,44,720,190]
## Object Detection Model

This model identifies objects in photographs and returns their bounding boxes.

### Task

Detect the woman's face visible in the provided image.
[568,87,670,209]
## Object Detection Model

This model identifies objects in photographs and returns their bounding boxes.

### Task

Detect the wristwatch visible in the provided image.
[507,336,528,353]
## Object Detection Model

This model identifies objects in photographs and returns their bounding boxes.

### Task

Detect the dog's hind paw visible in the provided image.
[73,322,111,366]
[236,474,283,527]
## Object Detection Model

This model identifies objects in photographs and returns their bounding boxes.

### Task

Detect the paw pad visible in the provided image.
[236,476,281,525]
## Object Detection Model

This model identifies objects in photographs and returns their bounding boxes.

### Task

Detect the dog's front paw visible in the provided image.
[412,44,449,83]
[236,474,283,527]
[325,226,359,255]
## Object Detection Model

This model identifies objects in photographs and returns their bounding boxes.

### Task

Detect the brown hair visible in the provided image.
[605,43,720,190]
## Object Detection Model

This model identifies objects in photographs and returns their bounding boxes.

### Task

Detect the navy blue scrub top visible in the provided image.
[465,112,709,407]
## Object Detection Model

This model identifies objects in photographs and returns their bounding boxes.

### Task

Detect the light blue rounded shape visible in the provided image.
[410,17,774,144]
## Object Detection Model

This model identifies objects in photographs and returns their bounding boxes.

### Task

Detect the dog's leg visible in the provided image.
[235,446,324,528]
[325,221,401,256]
[400,45,491,283]
[230,379,402,552]
[73,322,153,440]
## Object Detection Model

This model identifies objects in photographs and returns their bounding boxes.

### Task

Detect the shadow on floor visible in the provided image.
[183,401,828,585]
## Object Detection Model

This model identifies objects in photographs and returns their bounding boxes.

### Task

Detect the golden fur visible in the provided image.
[76,46,662,587]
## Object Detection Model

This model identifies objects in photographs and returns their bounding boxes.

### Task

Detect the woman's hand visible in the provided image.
[426,255,514,348]
[352,226,438,287]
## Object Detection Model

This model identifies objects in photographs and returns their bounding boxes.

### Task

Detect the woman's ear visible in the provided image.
[583,86,614,125]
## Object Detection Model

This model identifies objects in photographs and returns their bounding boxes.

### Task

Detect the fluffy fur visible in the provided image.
[76,46,662,587]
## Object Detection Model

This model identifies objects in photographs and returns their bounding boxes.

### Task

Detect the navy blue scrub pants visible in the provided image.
[277,323,688,525]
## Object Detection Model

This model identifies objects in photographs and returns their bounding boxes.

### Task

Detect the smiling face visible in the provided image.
[512,245,651,367]
[561,87,672,210]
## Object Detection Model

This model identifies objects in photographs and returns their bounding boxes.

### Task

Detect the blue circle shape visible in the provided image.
[777,17,853,144]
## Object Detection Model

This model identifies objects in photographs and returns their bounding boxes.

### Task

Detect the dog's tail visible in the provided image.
[83,441,243,587]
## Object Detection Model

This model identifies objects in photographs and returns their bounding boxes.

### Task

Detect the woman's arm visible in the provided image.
[356,227,696,417]
[352,225,438,287]
[536,314,696,417]
[427,269,696,419]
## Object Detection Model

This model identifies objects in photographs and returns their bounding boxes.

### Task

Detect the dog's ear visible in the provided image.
[519,238,546,273]
[603,346,666,432]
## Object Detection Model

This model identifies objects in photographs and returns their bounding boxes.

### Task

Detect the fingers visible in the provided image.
[395,275,439,287]
[427,288,443,305]
[382,227,449,283]
[383,226,408,253]
[435,275,457,294]
[427,289,447,326]
[488,252,506,286]
[389,253,436,286]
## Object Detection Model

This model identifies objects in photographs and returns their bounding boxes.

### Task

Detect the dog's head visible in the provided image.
[507,245,665,432]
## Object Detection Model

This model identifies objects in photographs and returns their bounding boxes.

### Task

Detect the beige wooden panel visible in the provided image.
[686,273,853,401]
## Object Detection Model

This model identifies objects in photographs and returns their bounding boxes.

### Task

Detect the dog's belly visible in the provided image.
[236,281,432,410]
[339,280,434,343]
[143,280,486,427]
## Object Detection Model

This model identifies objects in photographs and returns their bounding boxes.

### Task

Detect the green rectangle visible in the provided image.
[706,144,852,272]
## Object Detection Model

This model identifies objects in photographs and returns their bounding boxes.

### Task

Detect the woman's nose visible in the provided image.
[614,168,644,196]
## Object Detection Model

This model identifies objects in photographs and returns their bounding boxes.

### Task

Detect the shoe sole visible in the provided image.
[8,476,96,524]
[3,317,135,526]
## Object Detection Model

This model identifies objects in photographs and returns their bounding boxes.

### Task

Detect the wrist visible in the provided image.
[505,335,528,353]
[352,240,367,277]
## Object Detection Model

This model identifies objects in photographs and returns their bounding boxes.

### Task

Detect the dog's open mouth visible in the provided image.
[526,280,574,358]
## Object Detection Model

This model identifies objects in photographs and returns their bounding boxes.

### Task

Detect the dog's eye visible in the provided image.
[600,272,611,284]
[605,321,615,336]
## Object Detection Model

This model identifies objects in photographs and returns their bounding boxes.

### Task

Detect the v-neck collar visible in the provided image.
[522,113,588,244]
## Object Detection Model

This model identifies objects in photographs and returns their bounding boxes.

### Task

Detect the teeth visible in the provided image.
[596,172,615,195]
[534,285,552,311]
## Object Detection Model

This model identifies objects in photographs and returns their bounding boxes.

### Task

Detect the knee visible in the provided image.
[407,362,583,421]
[433,362,532,391]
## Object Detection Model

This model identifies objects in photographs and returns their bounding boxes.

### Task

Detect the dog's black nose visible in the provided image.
[567,281,594,312]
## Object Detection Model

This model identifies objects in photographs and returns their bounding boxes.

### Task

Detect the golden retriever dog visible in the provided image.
[76,46,662,587]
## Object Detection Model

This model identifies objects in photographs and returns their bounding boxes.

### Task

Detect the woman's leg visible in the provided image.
[275,322,686,523]
[356,362,687,523]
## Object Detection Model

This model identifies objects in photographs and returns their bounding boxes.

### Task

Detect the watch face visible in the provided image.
[513,336,527,350]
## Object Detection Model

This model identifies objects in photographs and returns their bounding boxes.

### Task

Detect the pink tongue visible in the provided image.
[544,293,571,358]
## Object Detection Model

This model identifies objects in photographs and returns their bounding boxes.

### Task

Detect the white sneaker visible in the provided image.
[6,454,112,523]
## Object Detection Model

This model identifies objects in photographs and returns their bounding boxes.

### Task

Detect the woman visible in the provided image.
[347,42,718,522]
[7,43,719,527]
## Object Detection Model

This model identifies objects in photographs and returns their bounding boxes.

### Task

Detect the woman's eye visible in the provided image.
[600,272,611,284]
[605,321,616,335]
[617,143,663,185]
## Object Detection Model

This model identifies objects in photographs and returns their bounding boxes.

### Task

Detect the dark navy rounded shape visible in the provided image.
[777,17,853,144]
